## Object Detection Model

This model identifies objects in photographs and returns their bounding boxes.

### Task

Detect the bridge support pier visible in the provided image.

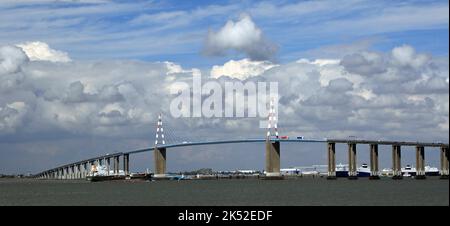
[415,146,426,179]
[76,165,80,179]
[265,141,282,179]
[327,142,336,179]
[82,164,86,179]
[67,166,71,180]
[88,161,93,177]
[369,144,380,180]
[106,158,110,176]
[78,164,82,179]
[123,154,129,176]
[74,165,77,179]
[114,156,119,175]
[392,145,403,180]
[82,163,86,178]
[154,147,167,179]
[67,166,70,179]
[348,143,358,180]
[440,146,449,179]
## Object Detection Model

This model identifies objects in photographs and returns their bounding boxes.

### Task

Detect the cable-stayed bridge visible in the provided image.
[34,112,449,180]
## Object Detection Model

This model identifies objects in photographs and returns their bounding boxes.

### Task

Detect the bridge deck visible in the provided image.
[35,138,449,176]
[327,139,447,147]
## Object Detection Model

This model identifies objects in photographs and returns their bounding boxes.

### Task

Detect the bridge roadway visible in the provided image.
[34,138,449,180]
[34,138,325,177]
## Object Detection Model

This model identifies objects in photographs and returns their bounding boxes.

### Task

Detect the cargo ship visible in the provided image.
[86,165,126,182]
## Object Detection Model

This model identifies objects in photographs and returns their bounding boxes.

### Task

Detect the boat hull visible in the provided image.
[336,171,371,177]
[86,175,125,182]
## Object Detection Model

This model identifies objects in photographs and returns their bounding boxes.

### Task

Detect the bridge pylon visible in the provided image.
[154,113,167,179]
[264,98,282,179]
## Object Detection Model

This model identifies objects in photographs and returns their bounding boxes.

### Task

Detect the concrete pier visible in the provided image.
[67,166,72,180]
[73,165,76,179]
[123,154,129,176]
[416,146,426,179]
[154,147,167,178]
[83,162,87,178]
[73,165,77,179]
[369,144,380,179]
[348,143,358,179]
[114,156,119,175]
[106,158,110,176]
[392,145,403,179]
[78,164,82,179]
[440,146,449,179]
[265,141,282,178]
[67,166,70,179]
[327,142,337,179]
[88,161,93,175]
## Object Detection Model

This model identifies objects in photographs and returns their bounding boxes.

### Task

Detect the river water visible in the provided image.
[0,177,448,206]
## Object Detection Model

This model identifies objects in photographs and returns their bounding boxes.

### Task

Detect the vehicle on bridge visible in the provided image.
[297,136,304,140]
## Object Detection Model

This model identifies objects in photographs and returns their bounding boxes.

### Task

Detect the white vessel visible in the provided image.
[402,165,415,177]
[86,164,126,182]
[335,163,371,177]
[424,166,440,176]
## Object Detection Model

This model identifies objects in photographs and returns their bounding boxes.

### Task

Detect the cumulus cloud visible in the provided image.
[210,58,278,80]
[340,52,387,76]
[391,44,430,68]
[204,14,278,61]
[0,45,28,75]
[0,42,448,173]
[340,44,449,95]
[0,42,447,140]
[16,41,71,63]
[0,101,28,134]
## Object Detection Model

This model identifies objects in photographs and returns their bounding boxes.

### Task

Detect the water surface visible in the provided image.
[0,177,448,206]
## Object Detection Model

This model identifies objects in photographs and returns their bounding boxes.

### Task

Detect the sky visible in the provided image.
[0,0,449,174]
